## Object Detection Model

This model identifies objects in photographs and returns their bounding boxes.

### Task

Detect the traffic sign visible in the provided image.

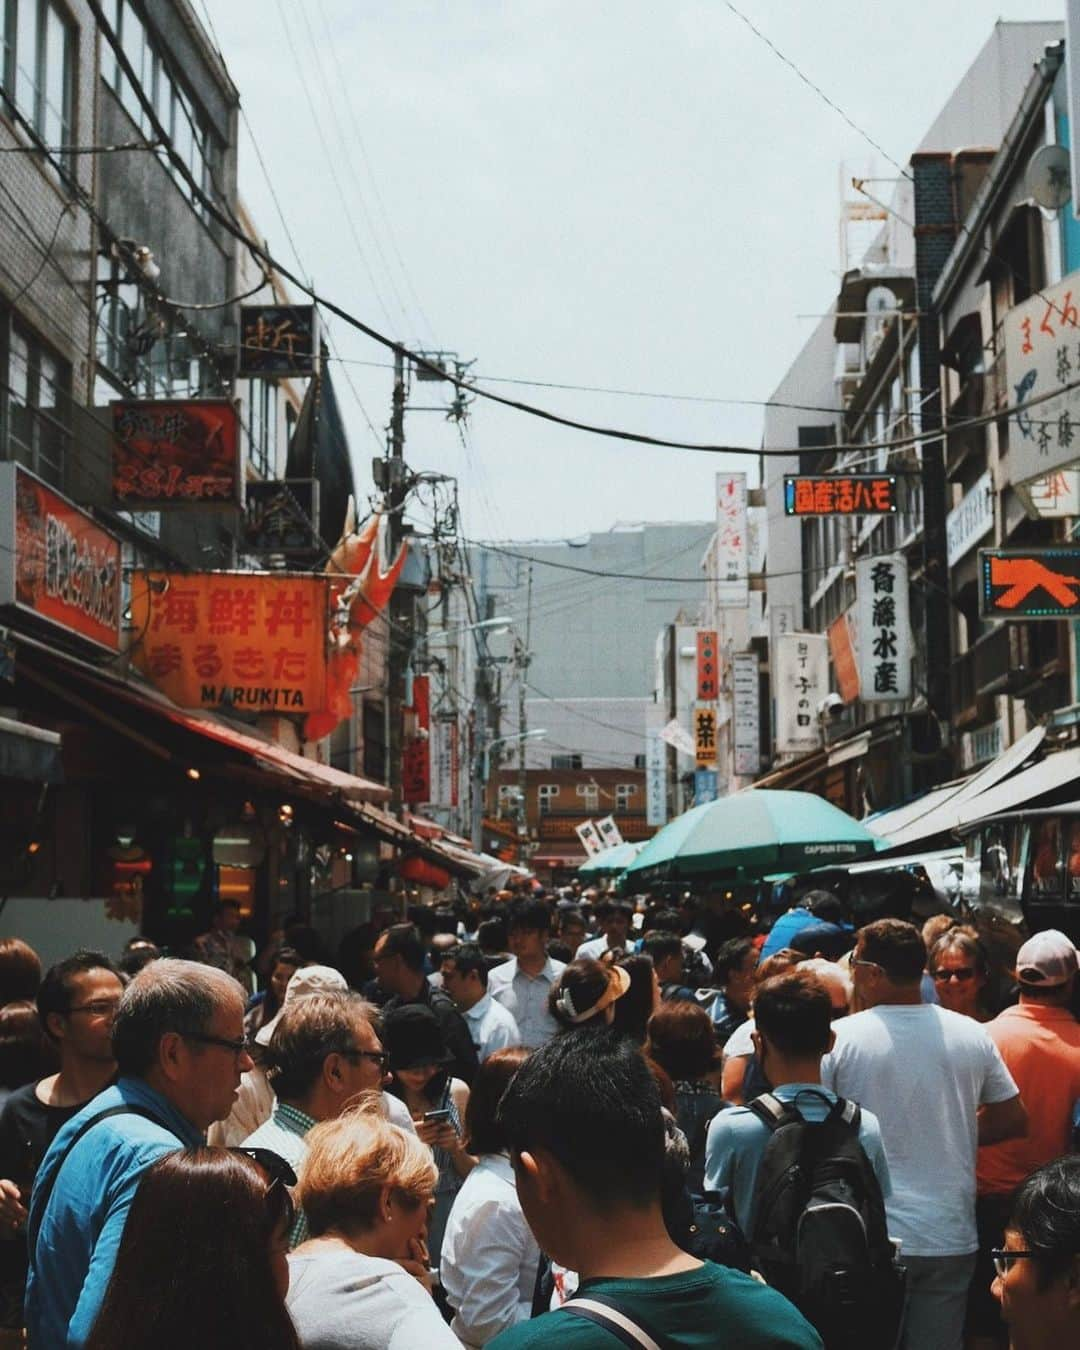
[979,547,1080,618]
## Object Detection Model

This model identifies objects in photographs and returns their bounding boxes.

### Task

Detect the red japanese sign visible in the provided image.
[131,572,329,712]
[0,463,122,651]
[979,548,1080,619]
[828,613,860,704]
[696,630,719,700]
[112,400,240,509]
[783,475,897,516]
[402,674,431,805]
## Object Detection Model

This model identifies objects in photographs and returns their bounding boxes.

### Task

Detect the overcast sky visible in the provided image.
[203,1,1061,544]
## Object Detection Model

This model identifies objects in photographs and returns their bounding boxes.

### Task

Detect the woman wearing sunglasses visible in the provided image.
[991,1156,1080,1350]
[84,1146,299,1350]
[928,928,992,1022]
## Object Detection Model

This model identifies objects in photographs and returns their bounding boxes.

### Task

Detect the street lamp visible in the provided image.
[472,727,547,851]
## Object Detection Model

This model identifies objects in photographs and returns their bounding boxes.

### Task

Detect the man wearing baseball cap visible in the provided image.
[968,930,1080,1350]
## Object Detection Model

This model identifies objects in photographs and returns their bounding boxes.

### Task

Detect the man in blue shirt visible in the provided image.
[760,891,850,961]
[705,968,890,1236]
[26,959,253,1349]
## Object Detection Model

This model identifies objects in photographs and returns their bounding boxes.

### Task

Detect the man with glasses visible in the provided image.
[26,958,252,1349]
[969,930,1080,1350]
[242,989,402,1246]
[823,919,1026,1350]
[0,952,122,1342]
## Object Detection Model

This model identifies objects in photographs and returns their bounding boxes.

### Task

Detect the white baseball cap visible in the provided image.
[255,964,348,1045]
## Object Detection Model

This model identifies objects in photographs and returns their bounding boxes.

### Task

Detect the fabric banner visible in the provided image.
[645,727,667,827]
[828,612,860,704]
[714,473,749,607]
[595,815,624,849]
[659,718,695,758]
[774,633,828,754]
[575,820,603,857]
[696,630,719,700]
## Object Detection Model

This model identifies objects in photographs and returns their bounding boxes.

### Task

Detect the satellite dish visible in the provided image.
[1027,144,1071,212]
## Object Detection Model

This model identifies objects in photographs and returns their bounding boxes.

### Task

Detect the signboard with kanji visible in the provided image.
[645,723,667,827]
[402,674,431,805]
[714,473,749,607]
[946,470,993,567]
[774,634,827,754]
[979,547,1080,619]
[696,630,718,700]
[856,555,911,701]
[0,463,121,652]
[243,480,320,557]
[694,705,718,766]
[694,769,718,806]
[112,400,240,509]
[732,652,759,777]
[131,572,330,712]
[1003,270,1080,486]
[783,475,897,516]
[238,305,319,377]
[575,820,603,856]
[430,716,459,810]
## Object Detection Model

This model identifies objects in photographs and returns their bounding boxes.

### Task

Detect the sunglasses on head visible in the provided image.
[229,1147,297,1227]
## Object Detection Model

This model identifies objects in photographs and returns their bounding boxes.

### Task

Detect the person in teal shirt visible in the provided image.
[488,1027,821,1349]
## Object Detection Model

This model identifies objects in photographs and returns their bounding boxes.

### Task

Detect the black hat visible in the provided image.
[382,1004,453,1071]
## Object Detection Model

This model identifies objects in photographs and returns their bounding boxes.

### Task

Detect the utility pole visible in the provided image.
[469,553,495,852]
[387,348,408,812]
[515,562,533,864]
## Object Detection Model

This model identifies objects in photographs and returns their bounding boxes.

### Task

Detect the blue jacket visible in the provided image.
[25,1077,203,1349]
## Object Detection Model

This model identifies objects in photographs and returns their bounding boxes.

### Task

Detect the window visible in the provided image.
[2,318,70,485]
[537,785,559,816]
[244,378,278,478]
[633,753,646,770]
[0,0,75,162]
[551,753,581,770]
[615,784,637,812]
[576,782,599,813]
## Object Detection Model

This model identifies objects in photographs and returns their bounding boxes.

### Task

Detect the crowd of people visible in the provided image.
[0,880,1075,1349]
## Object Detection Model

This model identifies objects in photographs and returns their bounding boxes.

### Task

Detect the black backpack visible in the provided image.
[747,1090,906,1350]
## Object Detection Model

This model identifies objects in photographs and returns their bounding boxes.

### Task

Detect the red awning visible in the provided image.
[532,852,588,868]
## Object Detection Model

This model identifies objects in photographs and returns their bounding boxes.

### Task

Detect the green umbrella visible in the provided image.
[623,789,880,884]
[578,840,644,877]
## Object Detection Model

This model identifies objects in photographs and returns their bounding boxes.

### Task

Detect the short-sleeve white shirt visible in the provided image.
[822,1003,1018,1256]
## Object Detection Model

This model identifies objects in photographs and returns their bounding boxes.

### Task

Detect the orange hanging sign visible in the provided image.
[131,572,329,713]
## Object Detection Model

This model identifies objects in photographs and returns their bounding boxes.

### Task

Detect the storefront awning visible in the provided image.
[0,714,62,784]
[532,851,588,868]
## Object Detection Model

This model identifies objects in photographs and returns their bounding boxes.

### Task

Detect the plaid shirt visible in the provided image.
[241,1101,316,1247]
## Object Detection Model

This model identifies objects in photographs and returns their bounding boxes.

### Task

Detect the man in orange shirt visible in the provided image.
[968,930,1080,1350]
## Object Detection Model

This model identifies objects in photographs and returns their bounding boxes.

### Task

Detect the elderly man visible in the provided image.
[243,990,401,1246]
[26,959,253,1349]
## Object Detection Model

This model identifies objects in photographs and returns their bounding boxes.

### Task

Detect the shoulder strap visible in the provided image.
[826,1095,861,1130]
[563,1296,667,1350]
[746,1092,801,1131]
[28,1103,172,1255]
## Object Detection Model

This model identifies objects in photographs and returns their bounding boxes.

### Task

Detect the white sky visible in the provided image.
[202,1,1061,544]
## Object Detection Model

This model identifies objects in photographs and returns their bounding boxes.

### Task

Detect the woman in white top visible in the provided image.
[286,1094,459,1350]
[439,1048,538,1348]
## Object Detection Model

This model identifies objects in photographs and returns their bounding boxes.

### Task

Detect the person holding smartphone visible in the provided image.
[382,1005,474,1274]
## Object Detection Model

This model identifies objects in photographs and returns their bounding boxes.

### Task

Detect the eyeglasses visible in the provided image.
[183,1031,253,1057]
[933,967,976,983]
[67,1000,121,1018]
[343,1048,390,1070]
[991,1248,1039,1278]
[849,957,881,972]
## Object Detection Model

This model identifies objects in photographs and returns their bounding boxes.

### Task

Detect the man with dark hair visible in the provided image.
[440,943,521,1062]
[556,907,587,959]
[26,959,252,1348]
[242,990,395,1246]
[192,899,253,987]
[374,924,478,1083]
[488,1028,820,1348]
[488,901,566,1047]
[641,932,696,1003]
[709,937,758,1046]
[0,952,122,1339]
[823,919,1026,1350]
[577,899,633,961]
[705,971,889,1235]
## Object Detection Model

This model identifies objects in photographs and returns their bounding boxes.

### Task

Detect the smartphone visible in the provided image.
[423,1108,451,1125]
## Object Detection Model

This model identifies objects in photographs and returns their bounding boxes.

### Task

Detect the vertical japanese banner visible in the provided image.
[645,724,668,827]
[773,634,828,754]
[694,704,718,766]
[732,652,760,776]
[596,815,624,849]
[855,555,911,702]
[1003,270,1080,485]
[828,612,861,703]
[575,820,603,856]
[714,473,749,607]
[131,573,329,712]
[402,674,431,805]
[696,630,719,699]
[431,717,460,810]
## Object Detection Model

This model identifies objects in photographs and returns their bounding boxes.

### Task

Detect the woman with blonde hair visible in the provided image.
[286,1093,459,1349]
